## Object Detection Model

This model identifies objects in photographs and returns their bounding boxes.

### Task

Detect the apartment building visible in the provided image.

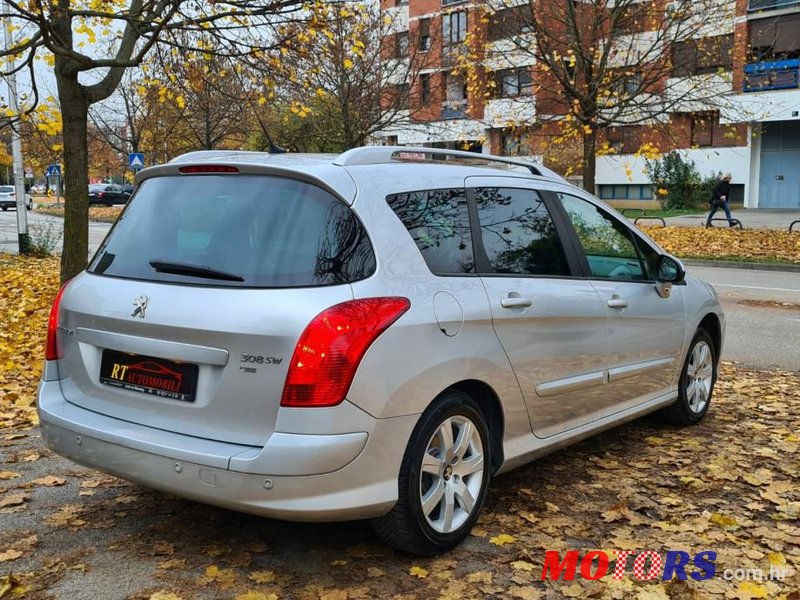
[379,0,800,209]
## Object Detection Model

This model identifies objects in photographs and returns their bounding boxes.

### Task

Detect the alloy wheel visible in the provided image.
[419,415,484,534]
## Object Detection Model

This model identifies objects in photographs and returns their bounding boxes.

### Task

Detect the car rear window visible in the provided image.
[88,174,375,287]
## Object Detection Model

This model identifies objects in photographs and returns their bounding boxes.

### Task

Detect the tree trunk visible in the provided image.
[56,74,91,283]
[582,128,597,193]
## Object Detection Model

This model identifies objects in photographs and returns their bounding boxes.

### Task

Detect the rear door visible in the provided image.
[553,190,685,405]
[466,176,610,438]
[57,172,375,447]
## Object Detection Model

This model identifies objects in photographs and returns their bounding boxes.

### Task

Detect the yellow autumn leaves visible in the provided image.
[0,255,60,430]
[640,226,800,264]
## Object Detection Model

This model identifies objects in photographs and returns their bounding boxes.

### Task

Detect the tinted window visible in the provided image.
[557,193,648,280]
[475,188,570,276]
[387,189,474,275]
[89,175,375,287]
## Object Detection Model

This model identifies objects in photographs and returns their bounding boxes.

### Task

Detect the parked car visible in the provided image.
[30,183,47,195]
[88,183,131,206]
[39,148,724,555]
[0,185,33,211]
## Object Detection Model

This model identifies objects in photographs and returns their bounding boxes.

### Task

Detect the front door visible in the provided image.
[555,192,686,407]
[467,178,610,438]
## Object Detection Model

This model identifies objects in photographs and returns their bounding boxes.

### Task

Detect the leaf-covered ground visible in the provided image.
[1,255,798,599]
[640,226,800,264]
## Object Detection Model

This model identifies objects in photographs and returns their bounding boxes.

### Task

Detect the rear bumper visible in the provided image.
[38,379,419,522]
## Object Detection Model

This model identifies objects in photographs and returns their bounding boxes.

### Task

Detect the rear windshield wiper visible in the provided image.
[149,260,245,282]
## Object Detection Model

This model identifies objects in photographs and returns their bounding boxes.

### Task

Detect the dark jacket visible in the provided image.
[712,180,731,204]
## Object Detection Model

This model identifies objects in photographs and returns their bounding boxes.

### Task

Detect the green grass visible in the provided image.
[620,207,706,218]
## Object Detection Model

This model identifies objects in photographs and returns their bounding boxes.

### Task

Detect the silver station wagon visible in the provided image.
[38,147,724,555]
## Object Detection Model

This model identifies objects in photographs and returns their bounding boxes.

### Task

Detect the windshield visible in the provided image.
[88,174,375,288]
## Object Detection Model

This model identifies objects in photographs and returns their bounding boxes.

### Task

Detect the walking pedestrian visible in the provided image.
[706,173,734,227]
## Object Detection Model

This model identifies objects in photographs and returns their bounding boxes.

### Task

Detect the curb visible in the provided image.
[681,259,800,273]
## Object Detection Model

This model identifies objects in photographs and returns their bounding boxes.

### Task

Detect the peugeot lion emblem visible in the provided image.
[131,295,149,318]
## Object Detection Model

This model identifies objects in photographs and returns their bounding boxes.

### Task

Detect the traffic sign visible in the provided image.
[129,153,145,170]
[46,164,61,176]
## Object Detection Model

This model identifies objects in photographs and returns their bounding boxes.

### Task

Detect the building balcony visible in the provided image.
[743,59,800,92]
[441,100,468,119]
[483,96,537,127]
[748,0,800,11]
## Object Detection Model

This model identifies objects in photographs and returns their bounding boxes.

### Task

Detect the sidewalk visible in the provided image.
[662,209,800,230]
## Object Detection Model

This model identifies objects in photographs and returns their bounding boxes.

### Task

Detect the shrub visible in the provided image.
[645,151,707,210]
[27,219,62,257]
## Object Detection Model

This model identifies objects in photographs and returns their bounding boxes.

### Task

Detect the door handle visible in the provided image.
[501,297,533,309]
[607,298,628,309]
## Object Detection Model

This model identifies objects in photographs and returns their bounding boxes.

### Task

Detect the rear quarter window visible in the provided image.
[89,175,375,287]
[386,188,474,275]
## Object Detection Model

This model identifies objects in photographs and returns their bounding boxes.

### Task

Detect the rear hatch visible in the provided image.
[57,171,375,447]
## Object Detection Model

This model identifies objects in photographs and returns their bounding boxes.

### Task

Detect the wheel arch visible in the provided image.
[446,379,505,475]
[698,312,722,364]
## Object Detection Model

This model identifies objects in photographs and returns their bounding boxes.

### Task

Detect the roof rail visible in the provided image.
[333,146,565,180]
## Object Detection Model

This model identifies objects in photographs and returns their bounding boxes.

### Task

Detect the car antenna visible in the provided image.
[264,131,287,154]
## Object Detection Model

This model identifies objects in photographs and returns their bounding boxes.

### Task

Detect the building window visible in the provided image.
[420,73,431,104]
[749,14,800,62]
[563,57,577,82]
[394,83,410,109]
[419,18,431,51]
[618,74,641,96]
[446,74,467,102]
[672,35,734,77]
[501,133,523,156]
[488,6,533,41]
[597,185,653,200]
[497,68,533,97]
[691,114,714,147]
[385,135,398,146]
[605,126,639,154]
[394,32,408,58]
[443,11,467,48]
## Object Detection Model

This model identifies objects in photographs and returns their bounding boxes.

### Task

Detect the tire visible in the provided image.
[1,207,6,211]
[658,328,716,425]
[372,390,491,556]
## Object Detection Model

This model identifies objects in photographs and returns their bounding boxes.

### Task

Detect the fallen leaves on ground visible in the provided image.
[640,226,800,264]
[0,253,798,598]
[0,254,59,430]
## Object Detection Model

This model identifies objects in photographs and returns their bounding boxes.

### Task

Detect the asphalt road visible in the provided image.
[0,209,111,255]
[686,265,800,371]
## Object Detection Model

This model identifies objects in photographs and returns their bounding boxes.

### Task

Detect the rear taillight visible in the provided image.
[280,297,411,408]
[45,281,70,361]
[97,192,104,198]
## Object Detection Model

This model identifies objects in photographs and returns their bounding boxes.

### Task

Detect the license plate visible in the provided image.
[99,350,198,402]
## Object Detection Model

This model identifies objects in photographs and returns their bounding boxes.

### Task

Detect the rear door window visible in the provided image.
[89,175,375,287]
[474,187,571,276]
[386,188,475,275]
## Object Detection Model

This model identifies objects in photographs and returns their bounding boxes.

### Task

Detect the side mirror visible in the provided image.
[657,255,685,284]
